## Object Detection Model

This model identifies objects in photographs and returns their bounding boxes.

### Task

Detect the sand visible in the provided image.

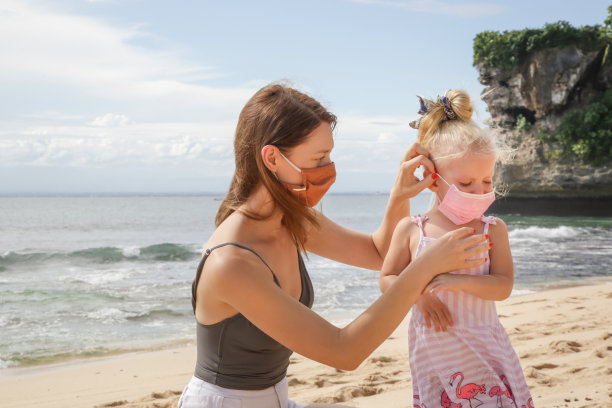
[1,283,611,408]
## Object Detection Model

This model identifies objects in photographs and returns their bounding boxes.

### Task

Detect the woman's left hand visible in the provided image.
[423,273,465,296]
[390,142,436,202]
[416,294,454,331]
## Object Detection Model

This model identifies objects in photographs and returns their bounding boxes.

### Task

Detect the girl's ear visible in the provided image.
[261,145,279,172]
[423,168,439,192]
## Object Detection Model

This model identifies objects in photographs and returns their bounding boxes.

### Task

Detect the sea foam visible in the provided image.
[509,225,585,240]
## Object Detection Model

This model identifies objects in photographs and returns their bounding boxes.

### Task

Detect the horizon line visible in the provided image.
[0,191,399,198]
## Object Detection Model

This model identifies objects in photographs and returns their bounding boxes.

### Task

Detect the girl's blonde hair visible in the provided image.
[417,89,508,165]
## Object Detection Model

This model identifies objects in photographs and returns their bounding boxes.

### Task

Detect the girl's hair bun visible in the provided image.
[416,89,473,147]
[445,89,473,122]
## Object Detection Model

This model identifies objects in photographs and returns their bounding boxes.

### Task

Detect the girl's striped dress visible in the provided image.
[409,215,533,408]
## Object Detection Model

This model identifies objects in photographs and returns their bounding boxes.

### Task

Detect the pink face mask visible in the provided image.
[436,174,495,225]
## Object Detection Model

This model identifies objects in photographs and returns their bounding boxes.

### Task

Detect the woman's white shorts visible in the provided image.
[178,376,307,408]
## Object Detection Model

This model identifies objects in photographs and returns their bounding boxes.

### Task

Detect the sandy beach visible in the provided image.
[1,283,610,408]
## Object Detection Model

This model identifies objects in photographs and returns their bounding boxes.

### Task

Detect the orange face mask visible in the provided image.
[278,151,336,207]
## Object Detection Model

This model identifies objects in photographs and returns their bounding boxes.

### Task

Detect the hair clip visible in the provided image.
[410,95,436,129]
[439,96,458,120]
[409,93,458,129]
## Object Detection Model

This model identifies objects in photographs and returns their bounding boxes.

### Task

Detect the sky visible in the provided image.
[1,0,609,194]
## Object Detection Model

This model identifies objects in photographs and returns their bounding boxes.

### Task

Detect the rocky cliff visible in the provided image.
[478,43,612,197]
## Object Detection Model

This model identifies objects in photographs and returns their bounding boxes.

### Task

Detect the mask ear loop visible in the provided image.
[436,174,451,187]
[278,151,302,173]
[428,173,451,209]
[277,150,307,192]
[428,191,437,210]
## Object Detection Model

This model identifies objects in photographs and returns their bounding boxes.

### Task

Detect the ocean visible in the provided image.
[1,194,611,369]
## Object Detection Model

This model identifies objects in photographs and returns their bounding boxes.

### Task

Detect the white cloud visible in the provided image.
[90,114,130,127]
[0,0,256,183]
[0,113,418,172]
[20,112,87,122]
[0,111,428,193]
[0,0,257,118]
[0,120,236,167]
[349,0,506,17]
[377,132,401,144]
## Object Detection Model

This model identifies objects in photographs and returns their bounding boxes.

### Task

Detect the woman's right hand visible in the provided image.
[389,142,437,202]
[414,227,489,279]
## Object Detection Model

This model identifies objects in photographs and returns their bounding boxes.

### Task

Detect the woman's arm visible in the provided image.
[371,144,436,258]
[379,218,455,332]
[201,226,488,371]
[424,219,514,301]
[306,143,436,270]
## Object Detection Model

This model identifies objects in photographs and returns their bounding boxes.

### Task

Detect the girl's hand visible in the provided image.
[416,294,453,332]
[390,142,436,201]
[413,227,489,277]
[424,273,466,296]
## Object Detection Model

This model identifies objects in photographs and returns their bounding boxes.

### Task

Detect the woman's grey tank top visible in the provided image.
[191,242,314,390]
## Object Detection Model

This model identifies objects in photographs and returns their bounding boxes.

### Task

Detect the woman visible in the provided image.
[179,83,489,408]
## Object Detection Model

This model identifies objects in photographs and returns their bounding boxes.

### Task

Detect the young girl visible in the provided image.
[380,90,534,408]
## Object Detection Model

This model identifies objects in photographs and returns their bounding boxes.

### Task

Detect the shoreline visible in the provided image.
[2,277,609,371]
[1,282,611,408]
[2,278,610,370]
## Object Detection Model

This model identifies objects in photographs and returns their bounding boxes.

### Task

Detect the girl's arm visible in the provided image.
[306,143,436,270]
[424,218,514,301]
[200,226,488,371]
[378,218,415,291]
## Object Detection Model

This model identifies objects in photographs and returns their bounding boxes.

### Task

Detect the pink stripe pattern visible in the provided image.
[408,215,533,408]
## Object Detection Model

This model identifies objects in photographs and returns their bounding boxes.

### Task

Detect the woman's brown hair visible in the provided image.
[215,83,337,251]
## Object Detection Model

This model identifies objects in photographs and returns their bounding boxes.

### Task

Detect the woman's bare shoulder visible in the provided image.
[200,244,272,292]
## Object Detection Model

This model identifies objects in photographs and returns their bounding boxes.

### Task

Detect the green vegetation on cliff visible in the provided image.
[473,7,611,69]
[475,7,612,166]
[555,89,612,166]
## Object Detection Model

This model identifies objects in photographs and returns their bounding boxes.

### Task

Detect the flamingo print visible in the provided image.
[414,394,428,408]
[520,398,534,408]
[489,385,505,408]
[441,390,462,408]
[500,375,517,406]
[450,372,486,408]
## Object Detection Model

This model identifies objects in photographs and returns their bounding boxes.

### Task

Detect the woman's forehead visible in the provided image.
[302,122,334,152]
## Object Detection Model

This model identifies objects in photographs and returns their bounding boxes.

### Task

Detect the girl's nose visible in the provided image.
[472,184,490,195]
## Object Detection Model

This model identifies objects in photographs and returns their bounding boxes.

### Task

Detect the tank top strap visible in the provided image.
[410,215,429,239]
[481,215,497,235]
[192,242,280,313]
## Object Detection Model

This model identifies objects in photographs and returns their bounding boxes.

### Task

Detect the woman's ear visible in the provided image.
[423,168,439,192]
[261,145,279,172]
